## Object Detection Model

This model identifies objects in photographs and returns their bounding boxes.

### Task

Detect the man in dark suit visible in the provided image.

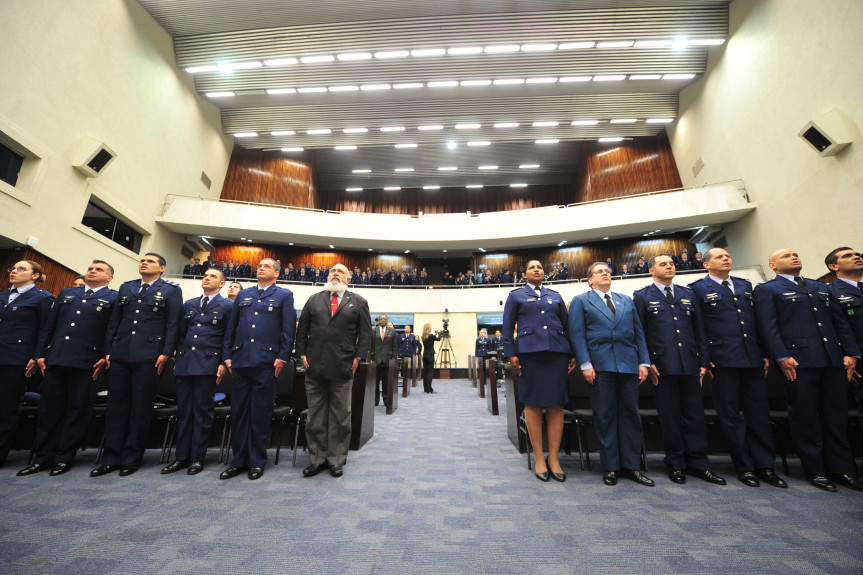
[688,249,785,488]
[569,262,654,487]
[824,247,863,427]
[161,268,233,476]
[220,258,296,481]
[296,264,371,478]
[634,254,726,486]
[18,260,117,477]
[754,248,861,492]
[369,314,398,406]
[91,253,183,477]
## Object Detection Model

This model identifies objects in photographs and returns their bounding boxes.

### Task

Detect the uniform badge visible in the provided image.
[547,298,553,304]
[527,297,537,302]
[849,309,855,316]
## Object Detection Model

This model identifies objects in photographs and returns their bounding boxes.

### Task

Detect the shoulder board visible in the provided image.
[39,290,56,299]
[162,280,180,287]
[687,277,705,285]
[633,285,650,292]
[122,279,139,285]
[509,287,522,292]
[755,278,774,286]
[545,288,559,294]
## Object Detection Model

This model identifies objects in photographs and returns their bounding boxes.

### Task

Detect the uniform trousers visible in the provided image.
[33,366,100,465]
[0,365,28,465]
[654,374,709,471]
[305,374,352,467]
[175,375,217,462]
[783,367,853,476]
[708,367,775,472]
[586,371,643,472]
[102,361,160,467]
[229,367,275,468]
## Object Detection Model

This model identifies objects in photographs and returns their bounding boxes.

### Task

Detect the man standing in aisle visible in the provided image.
[296,264,371,478]
[754,248,861,492]
[161,268,233,476]
[91,253,182,477]
[220,259,296,481]
[634,254,726,486]
[688,248,786,488]
[369,314,398,406]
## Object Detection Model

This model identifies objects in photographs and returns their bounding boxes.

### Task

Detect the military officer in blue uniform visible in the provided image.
[754,248,862,492]
[160,268,233,476]
[220,258,296,481]
[824,247,863,428]
[398,325,421,376]
[634,254,726,486]
[237,259,252,279]
[182,257,199,278]
[474,329,491,359]
[688,249,785,488]
[17,260,117,477]
[0,260,54,468]
[90,253,183,477]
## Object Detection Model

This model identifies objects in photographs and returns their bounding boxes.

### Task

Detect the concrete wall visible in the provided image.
[0,0,232,279]
[667,0,863,275]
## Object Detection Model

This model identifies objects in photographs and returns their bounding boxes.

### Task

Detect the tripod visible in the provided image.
[437,333,458,367]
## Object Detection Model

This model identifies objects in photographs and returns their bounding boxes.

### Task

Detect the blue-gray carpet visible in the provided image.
[1,379,862,574]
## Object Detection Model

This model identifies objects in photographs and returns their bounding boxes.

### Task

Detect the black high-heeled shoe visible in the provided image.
[534,457,550,482]
[548,458,566,482]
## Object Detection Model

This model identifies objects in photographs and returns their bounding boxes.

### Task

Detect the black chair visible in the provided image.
[19,391,41,465]
[292,409,308,466]
[764,366,791,475]
[151,358,179,464]
[269,360,295,465]
[213,370,232,464]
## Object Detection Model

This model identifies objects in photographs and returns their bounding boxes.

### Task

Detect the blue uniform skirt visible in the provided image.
[516,351,570,408]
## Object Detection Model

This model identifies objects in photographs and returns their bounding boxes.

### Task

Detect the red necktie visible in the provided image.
[330,292,339,317]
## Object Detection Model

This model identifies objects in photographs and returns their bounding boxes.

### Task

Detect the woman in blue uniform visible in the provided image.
[502,260,575,482]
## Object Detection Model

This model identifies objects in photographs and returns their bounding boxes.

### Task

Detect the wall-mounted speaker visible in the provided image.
[73,136,117,177]
[798,108,857,157]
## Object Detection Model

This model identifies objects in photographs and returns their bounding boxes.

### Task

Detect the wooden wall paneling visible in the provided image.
[0,248,80,296]
[220,146,319,209]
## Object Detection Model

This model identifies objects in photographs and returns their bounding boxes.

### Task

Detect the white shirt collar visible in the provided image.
[12,283,36,295]
[593,288,613,300]
[653,281,674,295]
[838,277,862,288]
[84,284,107,294]
[707,274,733,289]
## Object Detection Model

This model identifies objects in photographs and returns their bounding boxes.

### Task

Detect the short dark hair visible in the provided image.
[144,252,167,267]
[586,261,609,277]
[206,267,227,281]
[74,274,86,282]
[648,254,673,269]
[825,247,854,270]
[92,259,114,275]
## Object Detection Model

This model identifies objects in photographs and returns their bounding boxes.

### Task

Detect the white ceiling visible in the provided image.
[137,0,729,192]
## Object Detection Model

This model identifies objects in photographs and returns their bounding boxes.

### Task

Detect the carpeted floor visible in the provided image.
[1,378,861,574]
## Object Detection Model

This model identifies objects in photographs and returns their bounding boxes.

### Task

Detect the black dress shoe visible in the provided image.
[16,463,50,476]
[687,468,726,485]
[160,460,189,474]
[828,473,863,492]
[187,462,204,475]
[738,471,760,487]
[603,470,618,486]
[220,466,246,480]
[756,468,788,488]
[303,462,329,478]
[119,465,139,476]
[330,466,343,477]
[248,467,264,480]
[668,470,686,484]
[90,464,120,477]
[621,469,655,487]
[49,463,71,476]
[808,475,837,492]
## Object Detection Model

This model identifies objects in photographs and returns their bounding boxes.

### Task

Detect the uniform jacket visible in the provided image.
[568,290,649,375]
[43,286,117,369]
[296,290,371,382]
[490,336,504,352]
[634,283,708,376]
[827,279,863,347]
[103,278,183,364]
[398,332,421,356]
[502,284,572,358]
[0,287,54,366]
[753,276,860,367]
[369,324,398,364]
[175,293,234,376]
[223,284,296,369]
[475,336,491,357]
[688,276,763,369]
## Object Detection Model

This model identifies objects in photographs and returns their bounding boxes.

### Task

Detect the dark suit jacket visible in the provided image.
[175,293,233,376]
[296,290,372,382]
[369,324,398,364]
[827,279,863,348]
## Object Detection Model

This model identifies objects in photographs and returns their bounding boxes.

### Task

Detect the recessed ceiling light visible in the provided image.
[297,86,327,93]
[306,128,331,134]
[300,55,335,64]
[448,46,484,55]
[646,118,674,123]
[368,248,373,251]
[662,73,696,80]
[598,137,624,142]
[281,147,304,152]
[328,245,335,249]
[461,80,492,86]
[343,127,368,133]
[346,187,363,192]
[593,75,627,81]
[510,183,528,188]
[558,240,568,246]
[571,120,600,126]
[219,61,262,71]
[404,250,411,254]
[634,40,672,48]
[655,229,662,232]
[240,237,246,241]
[266,88,296,95]
[560,76,592,82]
[478,165,498,170]
[352,169,371,173]
[559,41,596,50]
[466,184,483,189]
[519,164,540,169]
[484,45,521,53]
[446,141,458,150]
[478,248,486,252]
[438,166,457,171]
[467,141,490,146]
[536,139,559,144]
[532,121,559,127]
[596,41,634,49]
[494,122,520,128]
[375,50,410,59]
[629,74,662,80]
[337,52,372,61]
[610,118,637,123]
[493,78,525,85]
[384,186,401,191]
[186,65,218,73]
[688,38,725,46]
[328,85,359,92]
[393,83,424,89]
[423,185,440,190]
[335,145,357,150]
[603,236,609,240]
[428,80,459,88]
[289,243,294,246]
[270,130,295,136]
[411,48,446,57]
[233,132,258,138]
[248,239,253,242]
[418,124,443,131]
[522,43,557,52]
[672,37,689,50]
[526,77,558,84]
[380,126,405,132]
[455,123,481,130]
[395,143,417,148]
[263,57,298,67]
[206,91,235,98]
[394,168,414,172]
[442,249,448,253]
[361,84,391,91]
